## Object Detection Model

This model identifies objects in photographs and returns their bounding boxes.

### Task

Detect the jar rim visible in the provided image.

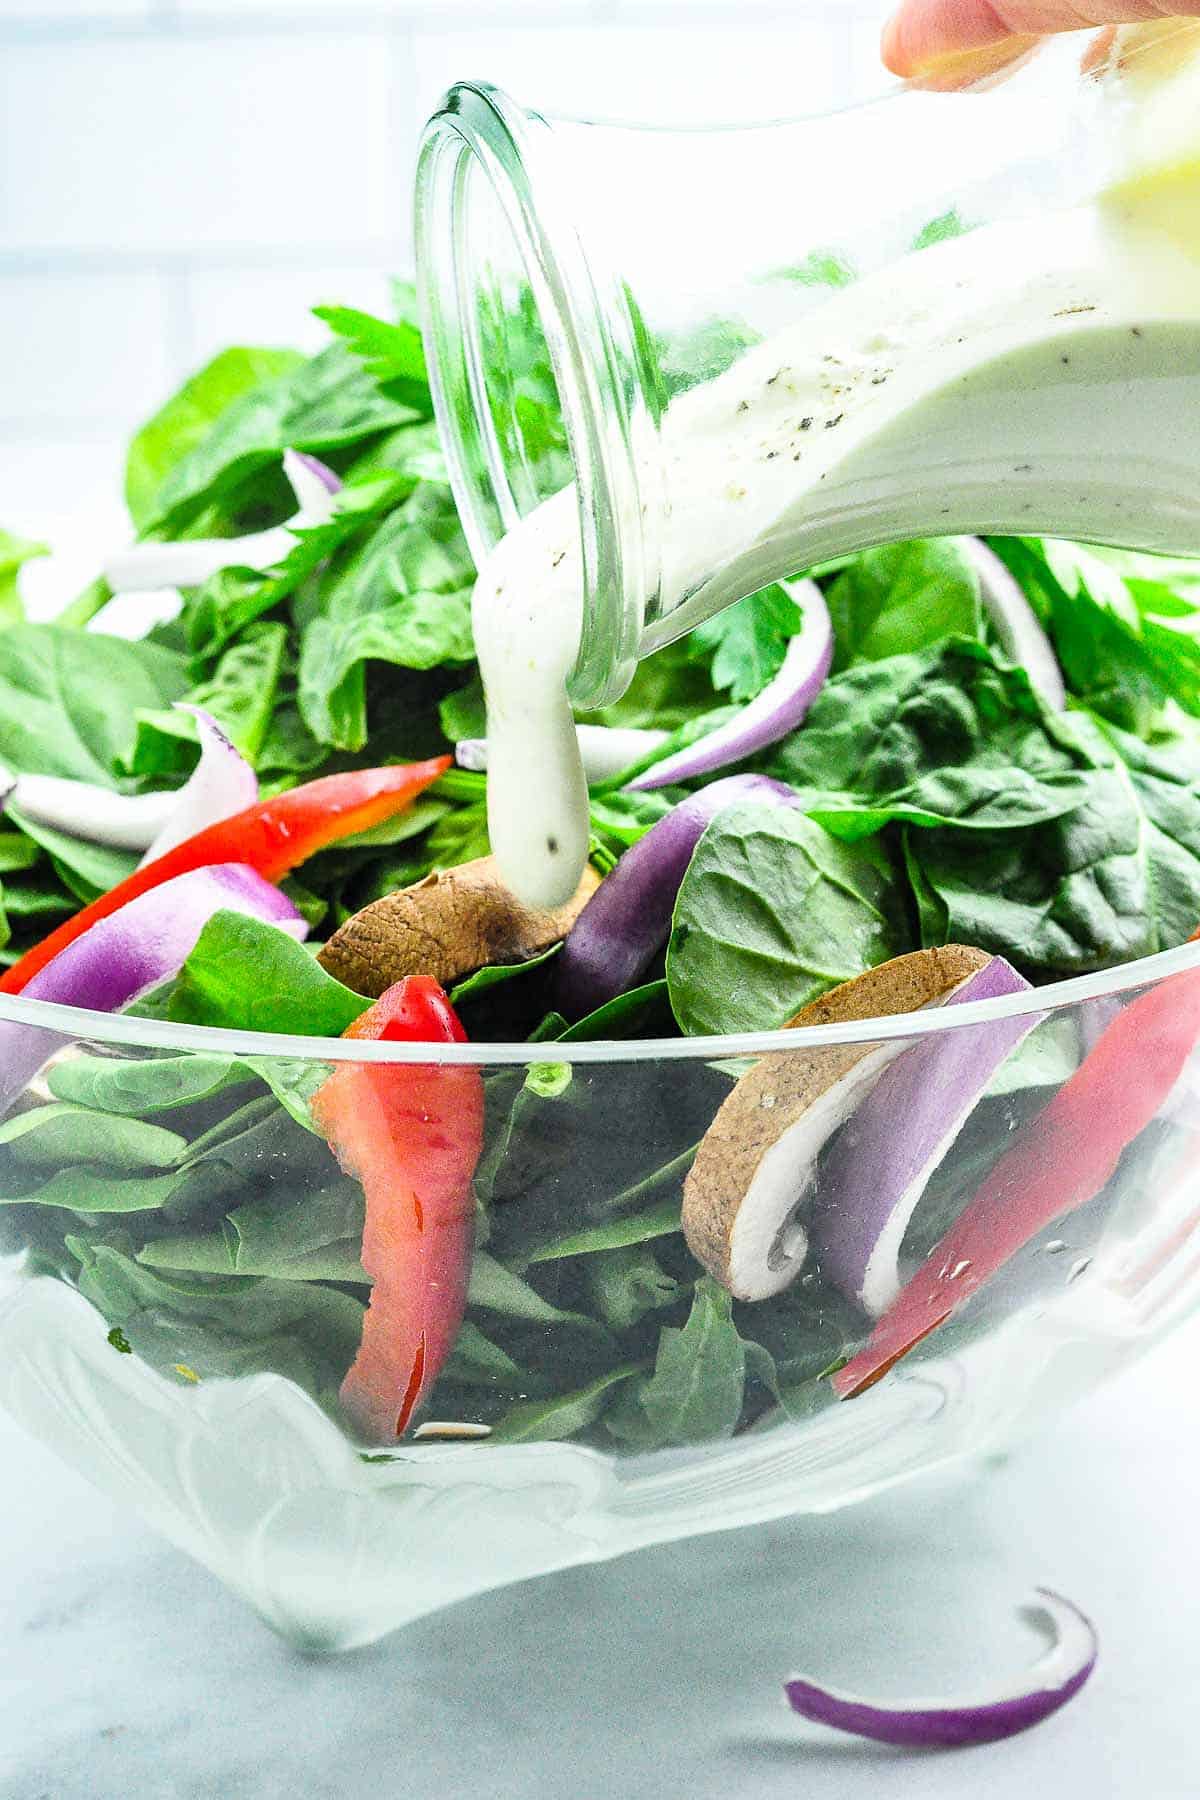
[3,939,1197,1067]
[415,80,651,708]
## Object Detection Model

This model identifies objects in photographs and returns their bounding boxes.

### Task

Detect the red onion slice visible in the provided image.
[785,1588,1096,1748]
[457,723,668,786]
[0,863,304,1115]
[137,706,259,866]
[627,580,833,791]
[964,539,1066,710]
[1,709,258,858]
[812,955,1038,1317]
[555,773,797,1018]
[104,448,341,592]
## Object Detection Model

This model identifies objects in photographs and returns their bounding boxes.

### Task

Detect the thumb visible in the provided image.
[883,1,1200,85]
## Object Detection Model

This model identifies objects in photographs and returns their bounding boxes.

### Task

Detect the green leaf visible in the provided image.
[5,805,137,902]
[297,500,474,751]
[0,529,49,627]
[826,539,983,668]
[769,248,857,288]
[448,943,560,1006]
[580,634,720,732]
[523,1195,683,1263]
[606,1278,746,1450]
[585,1243,682,1331]
[124,347,304,532]
[0,624,187,784]
[167,911,367,1037]
[766,639,1106,838]
[312,304,429,410]
[490,1365,642,1443]
[139,1179,365,1282]
[0,1169,187,1214]
[467,1251,603,1333]
[70,1243,364,1399]
[128,623,288,775]
[689,582,803,701]
[912,208,967,250]
[0,1104,187,1170]
[667,801,901,1034]
[46,1052,245,1116]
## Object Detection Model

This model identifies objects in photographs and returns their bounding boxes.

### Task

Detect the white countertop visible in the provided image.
[2,1318,1198,1800]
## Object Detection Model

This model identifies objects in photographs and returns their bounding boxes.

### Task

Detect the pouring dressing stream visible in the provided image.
[425,24,1200,909]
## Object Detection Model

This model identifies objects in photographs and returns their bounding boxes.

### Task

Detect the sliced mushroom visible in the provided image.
[317,856,601,998]
[682,946,992,1301]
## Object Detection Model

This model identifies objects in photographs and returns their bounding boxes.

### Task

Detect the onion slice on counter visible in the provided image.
[811,955,1037,1317]
[456,723,669,786]
[137,707,259,865]
[554,773,797,1018]
[1,708,258,857]
[965,538,1066,710]
[104,448,341,592]
[626,579,833,791]
[785,1588,1097,1748]
[0,863,305,1116]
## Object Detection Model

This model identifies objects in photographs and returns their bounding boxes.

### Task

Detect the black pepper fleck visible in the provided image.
[800,417,813,431]
[737,399,749,413]
[1060,355,1070,365]
[551,551,566,568]
[824,414,844,429]
[1014,463,1033,473]
[765,449,780,460]
[1131,326,1143,338]
[766,369,783,386]
[546,836,559,855]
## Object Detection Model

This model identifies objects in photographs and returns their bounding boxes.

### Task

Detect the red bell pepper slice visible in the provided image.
[311,976,484,1441]
[0,758,449,996]
[834,952,1200,1400]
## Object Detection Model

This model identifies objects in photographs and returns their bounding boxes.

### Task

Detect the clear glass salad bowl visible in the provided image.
[2,943,1198,1652]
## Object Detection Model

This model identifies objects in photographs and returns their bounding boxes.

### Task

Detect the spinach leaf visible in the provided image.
[0,625,187,783]
[580,634,720,732]
[585,1243,682,1331]
[688,582,803,701]
[124,347,304,531]
[489,1365,642,1443]
[605,1278,746,1449]
[312,305,429,411]
[826,538,982,668]
[47,1052,245,1115]
[70,1242,364,1401]
[667,802,901,1034]
[138,1179,364,1282]
[0,1104,186,1169]
[297,500,474,751]
[766,639,1100,839]
[0,1168,186,1213]
[522,1195,683,1264]
[5,805,137,902]
[128,623,288,773]
[168,911,366,1037]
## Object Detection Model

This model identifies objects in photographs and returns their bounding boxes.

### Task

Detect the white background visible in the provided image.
[0,0,893,611]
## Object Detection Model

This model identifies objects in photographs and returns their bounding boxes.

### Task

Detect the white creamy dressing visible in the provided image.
[472,35,1200,910]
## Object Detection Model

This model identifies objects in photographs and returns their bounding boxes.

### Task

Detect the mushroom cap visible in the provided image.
[317,856,601,998]
[682,946,992,1301]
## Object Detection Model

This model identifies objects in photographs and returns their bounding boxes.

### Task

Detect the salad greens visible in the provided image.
[4,279,1200,1453]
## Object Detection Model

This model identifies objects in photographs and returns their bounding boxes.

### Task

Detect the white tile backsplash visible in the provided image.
[0,438,131,617]
[0,34,401,257]
[0,0,150,17]
[181,263,397,372]
[0,270,173,434]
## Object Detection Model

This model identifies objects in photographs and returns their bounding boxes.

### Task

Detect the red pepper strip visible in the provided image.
[311,976,484,1442]
[0,759,449,996]
[834,951,1200,1400]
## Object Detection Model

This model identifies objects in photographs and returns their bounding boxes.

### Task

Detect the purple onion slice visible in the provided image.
[555,773,797,1018]
[0,863,305,1115]
[627,579,833,791]
[785,1588,1096,1748]
[137,706,259,866]
[811,954,1039,1317]
[964,539,1065,710]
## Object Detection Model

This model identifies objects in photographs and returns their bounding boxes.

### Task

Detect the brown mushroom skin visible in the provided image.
[317,856,601,998]
[682,946,992,1298]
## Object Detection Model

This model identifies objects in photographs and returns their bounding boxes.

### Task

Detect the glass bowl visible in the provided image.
[2,943,1199,1652]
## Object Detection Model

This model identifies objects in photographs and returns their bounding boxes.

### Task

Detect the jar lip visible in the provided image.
[3,940,1197,1067]
[415,80,650,709]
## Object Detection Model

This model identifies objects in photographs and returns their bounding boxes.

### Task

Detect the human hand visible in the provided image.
[882,1,1200,84]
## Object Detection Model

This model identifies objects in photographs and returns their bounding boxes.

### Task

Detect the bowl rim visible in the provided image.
[2,937,1198,1067]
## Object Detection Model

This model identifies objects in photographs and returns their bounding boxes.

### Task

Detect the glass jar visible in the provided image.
[415,23,1200,709]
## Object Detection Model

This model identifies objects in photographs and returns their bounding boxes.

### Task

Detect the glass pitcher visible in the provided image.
[415,20,1200,711]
